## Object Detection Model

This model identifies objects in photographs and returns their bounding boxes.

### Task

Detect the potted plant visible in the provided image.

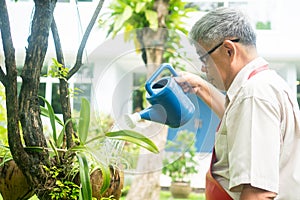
[0,96,159,200]
[162,130,198,199]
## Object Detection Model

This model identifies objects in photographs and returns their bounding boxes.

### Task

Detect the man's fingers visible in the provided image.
[174,76,194,93]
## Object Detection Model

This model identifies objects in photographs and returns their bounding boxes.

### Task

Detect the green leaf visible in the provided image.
[105,130,159,153]
[39,96,57,146]
[113,15,124,32]
[0,150,13,167]
[48,58,68,80]
[78,98,90,145]
[52,58,63,68]
[97,163,111,195]
[135,2,146,13]
[57,118,73,148]
[23,146,45,153]
[85,134,106,145]
[40,106,64,126]
[123,5,133,20]
[113,5,133,32]
[145,10,158,30]
[57,129,65,149]
[77,153,92,200]
[70,146,88,152]
[49,139,60,164]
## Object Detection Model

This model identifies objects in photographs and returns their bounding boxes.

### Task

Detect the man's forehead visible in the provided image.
[194,42,207,55]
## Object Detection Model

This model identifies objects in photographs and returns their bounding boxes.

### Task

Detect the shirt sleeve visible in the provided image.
[226,95,280,193]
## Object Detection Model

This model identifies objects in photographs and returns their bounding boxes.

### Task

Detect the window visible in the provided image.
[297,81,300,107]
[73,83,92,112]
[16,63,93,114]
[132,73,146,112]
[39,83,46,106]
[51,83,62,114]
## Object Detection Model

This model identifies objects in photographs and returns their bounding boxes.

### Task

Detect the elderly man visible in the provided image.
[176,7,300,200]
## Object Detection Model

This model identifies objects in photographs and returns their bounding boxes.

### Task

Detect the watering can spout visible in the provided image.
[124,105,167,128]
[124,113,141,129]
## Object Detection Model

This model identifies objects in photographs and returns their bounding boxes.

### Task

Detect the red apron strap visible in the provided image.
[205,64,269,199]
[248,64,269,79]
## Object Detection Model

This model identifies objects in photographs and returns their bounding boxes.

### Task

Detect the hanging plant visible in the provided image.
[100,0,197,67]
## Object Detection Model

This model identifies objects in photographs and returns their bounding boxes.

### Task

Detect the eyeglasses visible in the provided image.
[199,38,240,64]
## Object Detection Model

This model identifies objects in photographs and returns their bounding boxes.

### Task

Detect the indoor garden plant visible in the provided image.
[162,130,198,199]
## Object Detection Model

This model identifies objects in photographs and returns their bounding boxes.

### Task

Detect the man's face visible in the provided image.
[196,42,226,91]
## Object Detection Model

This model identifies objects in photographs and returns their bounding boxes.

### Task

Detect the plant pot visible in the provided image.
[73,164,124,200]
[0,158,34,200]
[170,181,192,199]
[89,165,124,200]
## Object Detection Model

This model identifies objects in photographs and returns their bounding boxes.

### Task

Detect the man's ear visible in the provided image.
[227,49,232,56]
[223,40,236,58]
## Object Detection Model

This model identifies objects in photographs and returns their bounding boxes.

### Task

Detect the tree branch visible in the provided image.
[67,0,105,80]
[18,1,55,187]
[0,0,30,167]
[51,18,75,148]
[0,66,7,86]
[19,1,51,149]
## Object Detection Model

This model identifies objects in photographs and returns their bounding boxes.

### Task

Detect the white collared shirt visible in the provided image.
[212,57,300,199]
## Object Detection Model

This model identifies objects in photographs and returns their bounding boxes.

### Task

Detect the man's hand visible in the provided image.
[175,71,225,119]
[240,184,277,200]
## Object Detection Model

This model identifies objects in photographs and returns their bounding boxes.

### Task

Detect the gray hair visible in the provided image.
[189,7,256,46]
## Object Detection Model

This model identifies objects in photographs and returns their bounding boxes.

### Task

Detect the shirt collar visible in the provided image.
[226,57,269,102]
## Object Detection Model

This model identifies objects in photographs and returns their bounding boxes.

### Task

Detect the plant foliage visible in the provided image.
[38,96,159,199]
[162,130,198,182]
[0,84,7,146]
[101,0,197,68]
[103,0,196,37]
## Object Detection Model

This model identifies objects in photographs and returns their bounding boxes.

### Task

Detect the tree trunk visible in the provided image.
[1,0,126,199]
[1,0,56,198]
[18,2,56,197]
[51,18,75,149]
[0,0,28,174]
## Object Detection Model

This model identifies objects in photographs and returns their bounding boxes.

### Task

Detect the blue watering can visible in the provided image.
[125,63,195,128]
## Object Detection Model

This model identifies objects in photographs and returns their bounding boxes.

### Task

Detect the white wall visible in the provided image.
[88,33,146,128]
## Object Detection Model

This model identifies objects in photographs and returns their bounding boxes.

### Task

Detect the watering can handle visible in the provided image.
[145,63,178,96]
